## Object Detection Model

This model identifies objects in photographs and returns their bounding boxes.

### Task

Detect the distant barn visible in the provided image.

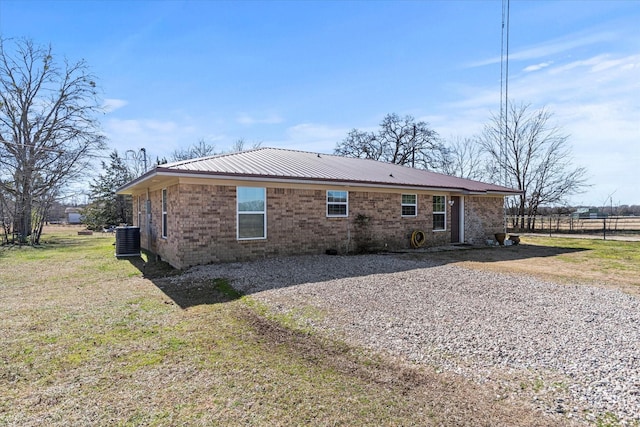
[572,208,607,219]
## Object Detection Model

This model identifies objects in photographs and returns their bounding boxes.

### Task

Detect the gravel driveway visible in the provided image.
[178,253,640,424]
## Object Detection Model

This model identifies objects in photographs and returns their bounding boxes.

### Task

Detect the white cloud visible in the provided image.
[442,50,640,205]
[524,54,639,104]
[468,31,616,68]
[426,109,491,140]
[102,98,128,113]
[236,112,284,125]
[548,55,603,74]
[260,123,348,153]
[523,61,553,72]
[103,117,199,158]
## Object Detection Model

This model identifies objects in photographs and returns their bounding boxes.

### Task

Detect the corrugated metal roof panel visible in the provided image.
[122,147,519,194]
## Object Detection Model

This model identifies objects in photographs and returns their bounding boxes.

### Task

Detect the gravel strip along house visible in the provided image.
[117,147,519,268]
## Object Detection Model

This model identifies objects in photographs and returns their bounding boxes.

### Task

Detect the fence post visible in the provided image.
[603,217,606,240]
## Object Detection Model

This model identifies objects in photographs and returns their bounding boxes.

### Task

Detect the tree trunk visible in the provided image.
[30,196,51,245]
[518,195,526,230]
[13,174,33,243]
[14,197,32,243]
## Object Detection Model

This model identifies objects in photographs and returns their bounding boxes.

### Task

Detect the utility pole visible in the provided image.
[412,125,416,168]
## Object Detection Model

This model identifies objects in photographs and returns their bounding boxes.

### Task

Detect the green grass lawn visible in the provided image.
[1,230,426,425]
[0,227,600,426]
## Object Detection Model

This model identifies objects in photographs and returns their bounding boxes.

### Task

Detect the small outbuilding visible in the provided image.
[65,207,82,224]
[117,147,519,268]
[571,207,608,219]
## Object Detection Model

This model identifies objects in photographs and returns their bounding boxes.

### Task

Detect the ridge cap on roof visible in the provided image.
[163,146,338,168]
[255,146,425,166]
[251,146,339,158]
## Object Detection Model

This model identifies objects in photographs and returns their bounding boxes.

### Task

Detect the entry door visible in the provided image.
[450,196,460,243]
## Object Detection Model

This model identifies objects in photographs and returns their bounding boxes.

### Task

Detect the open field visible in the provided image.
[508,216,640,236]
[1,226,638,426]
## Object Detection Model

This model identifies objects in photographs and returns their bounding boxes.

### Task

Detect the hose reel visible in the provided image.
[410,230,426,248]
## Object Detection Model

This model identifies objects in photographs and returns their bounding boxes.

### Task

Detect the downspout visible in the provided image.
[346,186,351,253]
[146,187,151,254]
[346,218,351,254]
[460,196,465,243]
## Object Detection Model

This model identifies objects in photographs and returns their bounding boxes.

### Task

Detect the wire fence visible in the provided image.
[506,215,640,237]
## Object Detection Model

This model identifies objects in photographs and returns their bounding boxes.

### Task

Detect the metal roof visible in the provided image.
[118,147,520,195]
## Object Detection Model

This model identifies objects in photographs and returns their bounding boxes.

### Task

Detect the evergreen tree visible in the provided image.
[81,151,133,230]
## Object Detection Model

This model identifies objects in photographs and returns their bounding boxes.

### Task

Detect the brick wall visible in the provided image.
[134,183,505,268]
[134,187,180,265]
[464,196,505,244]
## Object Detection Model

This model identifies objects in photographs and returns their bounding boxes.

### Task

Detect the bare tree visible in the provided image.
[442,135,487,181]
[124,148,147,178]
[0,38,105,243]
[229,138,262,153]
[335,113,448,171]
[170,139,217,162]
[334,129,380,160]
[480,102,588,230]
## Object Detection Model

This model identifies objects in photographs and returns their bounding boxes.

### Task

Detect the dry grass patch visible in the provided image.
[425,236,640,295]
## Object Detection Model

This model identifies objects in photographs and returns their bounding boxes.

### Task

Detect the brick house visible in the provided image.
[117,148,518,269]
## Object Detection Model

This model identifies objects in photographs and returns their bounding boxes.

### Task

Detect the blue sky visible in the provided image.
[1,0,638,205]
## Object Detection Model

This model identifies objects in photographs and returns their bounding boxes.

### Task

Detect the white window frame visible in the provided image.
[161,188,168,238]
[326,190,348,218]
[401,194,417,217]
[237,187,267,240]
[433,195,446,231]
[137,196,142,228]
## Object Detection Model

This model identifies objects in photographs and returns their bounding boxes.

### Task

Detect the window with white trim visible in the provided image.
[433,195,446,231]
[161,188,168,238]
[327,190,348,217]
[237,187,266,239]
[401,194,417,217]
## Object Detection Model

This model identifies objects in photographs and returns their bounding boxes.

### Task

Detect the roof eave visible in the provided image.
[116,169,162,194]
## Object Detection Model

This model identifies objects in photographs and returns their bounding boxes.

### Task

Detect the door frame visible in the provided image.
[450,196,464,243]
